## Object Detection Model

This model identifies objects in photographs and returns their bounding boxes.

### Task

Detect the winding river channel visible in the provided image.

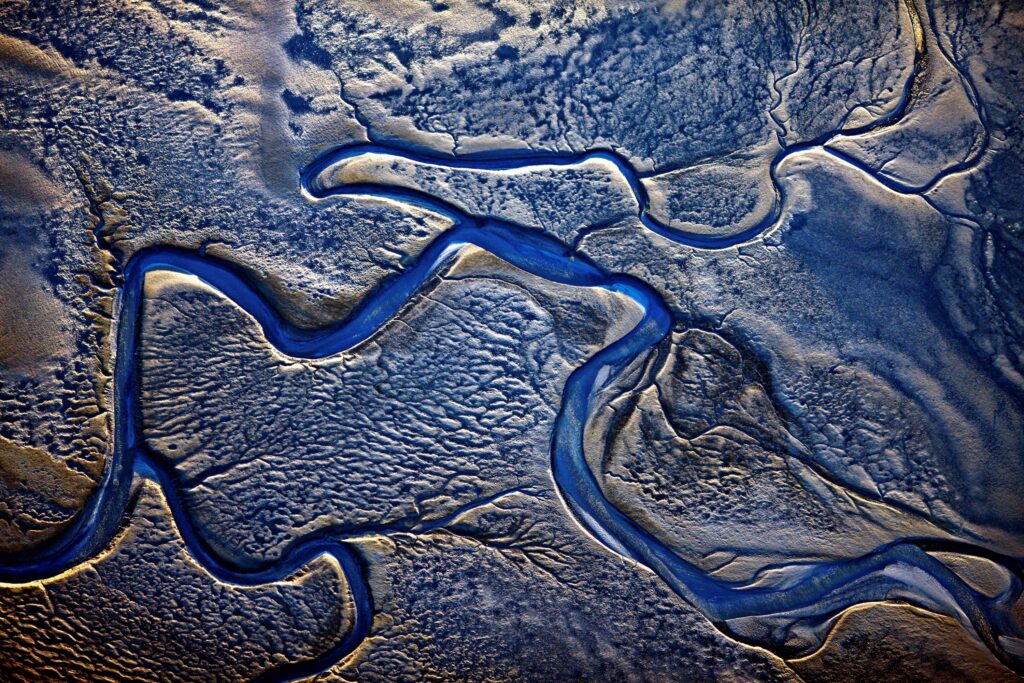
[1,132,1022,679]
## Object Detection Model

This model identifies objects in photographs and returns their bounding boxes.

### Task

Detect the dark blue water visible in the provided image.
[1,139,1021,679]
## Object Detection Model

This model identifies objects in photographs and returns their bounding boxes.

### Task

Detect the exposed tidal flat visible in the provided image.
[1,0,1023,680]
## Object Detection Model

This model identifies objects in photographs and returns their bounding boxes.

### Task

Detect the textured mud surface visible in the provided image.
[1,0,1023,680]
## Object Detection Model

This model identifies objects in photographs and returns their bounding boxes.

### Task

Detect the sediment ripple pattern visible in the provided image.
[2,132,1022,678]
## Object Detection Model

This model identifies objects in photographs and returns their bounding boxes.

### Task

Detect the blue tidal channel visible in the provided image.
[0,140,1020,679]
